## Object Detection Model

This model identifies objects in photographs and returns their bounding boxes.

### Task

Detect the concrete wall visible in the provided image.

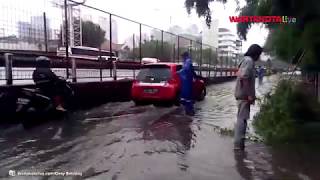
[0,76,236,119]
[0,80,133,116]
[70,80,132,108]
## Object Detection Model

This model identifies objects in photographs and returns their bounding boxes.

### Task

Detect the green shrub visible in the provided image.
[253,80,320,144]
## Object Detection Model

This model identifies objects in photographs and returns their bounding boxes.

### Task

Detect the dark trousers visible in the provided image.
[181,99,194,115]
[234,100,250,148]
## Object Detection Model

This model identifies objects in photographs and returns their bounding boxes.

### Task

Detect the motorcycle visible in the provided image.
[15,77,74,120]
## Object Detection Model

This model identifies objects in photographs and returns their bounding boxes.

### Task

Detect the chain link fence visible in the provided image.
[0,0,238,84]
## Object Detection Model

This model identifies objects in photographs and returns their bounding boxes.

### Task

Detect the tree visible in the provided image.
[235,0,320,70]
[139,40,174,60]
[120,40,174,61]
[185,0,320,69]
[82,20,106,48]
[184,0,227,27]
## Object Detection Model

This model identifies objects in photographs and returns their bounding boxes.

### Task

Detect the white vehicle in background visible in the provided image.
[141,58,160,64]
[201,64,210,67]
[57,46,118,61]
[282,71,302,75]
[294,70,302,75]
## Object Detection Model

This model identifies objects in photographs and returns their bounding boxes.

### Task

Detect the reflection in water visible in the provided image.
[234,150,253,180]
[269,144,320,180]
[0,76,319,179]
[142,109,195,171]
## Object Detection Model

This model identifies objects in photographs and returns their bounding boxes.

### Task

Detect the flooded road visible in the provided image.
[1,75,320,180]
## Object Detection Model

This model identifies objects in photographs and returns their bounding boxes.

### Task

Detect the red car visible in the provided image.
[131,63,206,105]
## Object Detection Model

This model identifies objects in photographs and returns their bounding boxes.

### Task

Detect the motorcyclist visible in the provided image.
[32,56,66,112]
[178,52,197,116]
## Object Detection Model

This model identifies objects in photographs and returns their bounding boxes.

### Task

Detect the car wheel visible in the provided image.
[173,93,180,106]
[198,87,206,101]
[154,102,172,107]
[134,100,145,106]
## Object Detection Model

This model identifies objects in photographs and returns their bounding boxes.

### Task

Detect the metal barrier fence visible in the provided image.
[0,52,143,85]
[0,0,238,84]
[0,52,236,85]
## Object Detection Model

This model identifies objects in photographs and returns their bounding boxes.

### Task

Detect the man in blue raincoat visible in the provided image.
[178,52,197,116]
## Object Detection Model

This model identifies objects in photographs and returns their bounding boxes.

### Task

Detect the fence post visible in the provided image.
[173,44,175,63]
[215,48,217,77]
[43,12,48,53]
[234,56,237,67]
[113,60,117,81]
[208,48,211,78]
[177,36,180,63]
[71,58,77,82]
[64,0,69,79]
[4,53,13,85]
[226,52,229,72]
[221,53,223,69]
[189,40,192,57]
[109,13,113,78]
[220,57,223,76]
[133,69,135,79]
[98,47,102,81]
[132,34,135,59]
[139,24,142,63]
[318,72,320,102]
[156,40,159,60]
[226,55,228,76]
[99,58,103,82]
[200,43,202,76]
[161,30,164,60]
[226,52,230,77]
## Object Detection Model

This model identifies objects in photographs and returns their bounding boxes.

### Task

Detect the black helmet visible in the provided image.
[181,51,190,58]
[35,56,50,68]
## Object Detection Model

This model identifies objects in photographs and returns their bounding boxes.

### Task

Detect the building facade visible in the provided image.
[202,19,219,48]
[18,16,51,43]
[217,28,242,66]
[98,16,118,44]
[16,16,52,50]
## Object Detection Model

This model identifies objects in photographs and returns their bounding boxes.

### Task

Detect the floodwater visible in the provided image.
[0,75,319,180]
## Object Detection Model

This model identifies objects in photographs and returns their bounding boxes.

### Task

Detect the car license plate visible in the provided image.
[17,98,30,105]
[144,89,158,93]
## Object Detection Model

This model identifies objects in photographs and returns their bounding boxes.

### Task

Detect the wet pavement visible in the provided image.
[1,75,320,180]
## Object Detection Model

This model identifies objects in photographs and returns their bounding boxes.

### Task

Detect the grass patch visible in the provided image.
[253,79,320,144]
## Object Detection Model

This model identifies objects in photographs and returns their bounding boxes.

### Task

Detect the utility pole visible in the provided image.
[64,0,69,79]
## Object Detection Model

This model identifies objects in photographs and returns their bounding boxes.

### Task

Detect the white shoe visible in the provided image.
[56,105,67,112]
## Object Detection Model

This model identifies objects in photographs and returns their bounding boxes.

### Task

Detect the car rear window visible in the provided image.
[137,65,172,83]
[176,65,182,72]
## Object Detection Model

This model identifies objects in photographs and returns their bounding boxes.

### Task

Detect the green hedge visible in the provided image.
[253,80,320,144]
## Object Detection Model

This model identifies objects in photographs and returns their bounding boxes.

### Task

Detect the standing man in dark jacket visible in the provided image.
[234,44,263,150]
[178,52,197,116]
[32,56,66,111]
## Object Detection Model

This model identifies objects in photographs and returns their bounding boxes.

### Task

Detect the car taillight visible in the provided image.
[167,79,176,84]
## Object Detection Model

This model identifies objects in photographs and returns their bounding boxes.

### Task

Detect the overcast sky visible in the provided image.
[85,0,269,53]
[0,0,269,54]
